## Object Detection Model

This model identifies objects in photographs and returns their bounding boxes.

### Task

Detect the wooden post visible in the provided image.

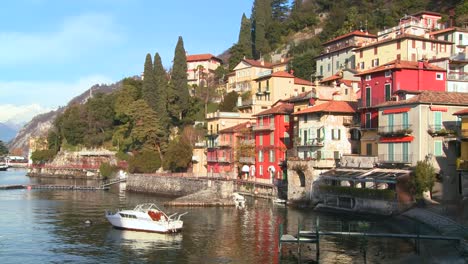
[316,217,320,262]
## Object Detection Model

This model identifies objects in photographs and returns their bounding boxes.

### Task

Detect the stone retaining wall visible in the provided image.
[27,168,99,179]
[126,174,234,198]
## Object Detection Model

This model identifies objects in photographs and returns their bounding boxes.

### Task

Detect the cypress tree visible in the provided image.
[169,36,190,121]
[252,0,272,59]
[238,13,253,59]
[141,53,157,110]
[153,52,170,160]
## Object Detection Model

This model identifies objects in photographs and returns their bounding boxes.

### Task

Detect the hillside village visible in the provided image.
[184,11,468,212]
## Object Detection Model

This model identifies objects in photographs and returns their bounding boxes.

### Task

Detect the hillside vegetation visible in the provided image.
[228,0,467,79]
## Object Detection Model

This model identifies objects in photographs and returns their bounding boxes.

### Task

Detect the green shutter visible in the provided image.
[435,141,443,156]
[402,112,409,129]
[388,114,394,132]
[435,112,442,131]
[403,142,409,162]
[388,143,394,161]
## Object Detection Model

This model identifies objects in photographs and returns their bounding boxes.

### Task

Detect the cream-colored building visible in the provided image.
[186,53,223,87]
[376,90,468,201]
[236,71,314,114]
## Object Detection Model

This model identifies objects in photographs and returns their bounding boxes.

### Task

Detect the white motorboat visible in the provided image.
[0,164,8,171]
[232,193,246,208]
[105,203,187,233]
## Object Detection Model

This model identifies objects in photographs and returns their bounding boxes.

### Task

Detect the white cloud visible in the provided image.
[0,13,122,65]
[0,103,52,125]
[0,74,114,108]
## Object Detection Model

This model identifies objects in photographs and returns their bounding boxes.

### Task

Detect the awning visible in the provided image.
[430,106,448,112]
[379,136,414,143]
[268,165,276,172]
[241,165,250,172]
[382,107,411,115]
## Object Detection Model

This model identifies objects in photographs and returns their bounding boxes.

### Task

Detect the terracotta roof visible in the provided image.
[320,73,342,83]
[453,109,468,116]
[253,103,294,116]
[243,59,273,68]
[375,91,468,108]
[294,101,357,115]
[186,53,222,63]
[323,30,376,45]
[353,33,453,51]
[219,121,251,133]
[355,59,445,76]
[294,77,314,86]
[271,71,294,78]
[287,90,316,103]
[430,27,468,35]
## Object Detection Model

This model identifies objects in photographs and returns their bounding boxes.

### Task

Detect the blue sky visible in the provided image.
[0,0,253,124]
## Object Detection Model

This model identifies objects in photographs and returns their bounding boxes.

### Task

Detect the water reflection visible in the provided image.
[106,229,182,251]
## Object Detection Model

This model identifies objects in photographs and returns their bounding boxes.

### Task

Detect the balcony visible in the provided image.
[240,139,255,145]
[239,157,255,164]
[217,157,233,163]
[194,142,206,148]
[252,123,275,131]
[343,116,358,126]
[217,141,232,147]
[378,154,413,164]
[427,125,457,137]
[378,125,413,137]
[447,71,468,81]
[297,138,324,147]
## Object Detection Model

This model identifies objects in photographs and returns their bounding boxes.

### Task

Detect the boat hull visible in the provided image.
[106,215,183,233]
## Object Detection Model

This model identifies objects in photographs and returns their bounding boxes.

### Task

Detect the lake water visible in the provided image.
[0,168,463,263]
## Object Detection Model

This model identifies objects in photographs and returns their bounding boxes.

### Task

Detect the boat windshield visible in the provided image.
[133,203,162,212]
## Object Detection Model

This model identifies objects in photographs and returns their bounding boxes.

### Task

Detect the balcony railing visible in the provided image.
[297,138,324,147]
[448,71,468,81]
[427,124,457,137]
[239,157,255,164]
[240,139,255,145]
[217,157,233,163]
[378,154,413,164]
[252,123,275,131]
[217,141,232,147]
[378,125,413,137]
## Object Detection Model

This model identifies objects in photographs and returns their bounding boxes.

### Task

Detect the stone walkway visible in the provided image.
[402,207,468,237]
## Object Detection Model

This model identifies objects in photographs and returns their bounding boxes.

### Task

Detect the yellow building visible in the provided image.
[455,109,468,169]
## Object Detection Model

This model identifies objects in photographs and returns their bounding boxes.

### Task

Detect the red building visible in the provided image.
[355,59,446,156]
[252,102,294,183]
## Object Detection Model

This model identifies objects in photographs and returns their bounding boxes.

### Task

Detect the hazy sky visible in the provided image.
[0,0,253,124]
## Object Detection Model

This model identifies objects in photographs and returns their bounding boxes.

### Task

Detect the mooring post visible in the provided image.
[279,223,283,258]
[316,217,320,263]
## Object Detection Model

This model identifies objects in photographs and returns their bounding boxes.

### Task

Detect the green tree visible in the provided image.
[128,149,161,173]
[56,104,87,146]
[169,36,190,122]
[239,13,253,59]
[410,159,436,201]
[83,93,115,147]
[290,50,317,80]
[218,91,239,112]
[141,53,157,110]
[163,135,193,172]
[455,0,468,26]
[252,0,272,59]
[228,43,246,71]
[0,140,8,155]
[127,99,164,152]
[153,52,170,158]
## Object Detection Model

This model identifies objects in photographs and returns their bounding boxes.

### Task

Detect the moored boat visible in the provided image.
[0,164,8,171]
[105,203,187,233]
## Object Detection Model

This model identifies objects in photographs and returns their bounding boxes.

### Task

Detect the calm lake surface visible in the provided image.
[0,168,463,263]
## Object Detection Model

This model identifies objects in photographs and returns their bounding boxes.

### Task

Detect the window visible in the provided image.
[374,46,378,55]
[434,141,443,156]
[258,82,261,92]
[403,142,409,162]
[436,73,443,80]
[388,114,394,131]
[385,83,392,101]
[304,114,308,123]
[459,34,463,41]
[270,132,274,145]
[385,70,391,78]
[388,143,394,161]
[259,165,263,175]
[397,40,401,49]
[365,87,371,107]
[412,39,416,48]
[396,54,401,60]
[259,134,263,145]
[336,60,340,69]
[303,129,308,145]
[302,86,305,92]
[402,112,409,129]
[434,111,442,131]
[365,112,372,128]
[365,74,371,81]
[332,129,341,140]
[366,143,372,156]
[259,117,264,126]
[284,115,289,122]
[259,150,264,162]
[372,59,379,67]
[327,63,330,71]
[320,65,323,76]
[360,50,363,58]
[360,62,365,69]
[422,41,426,50]
[266,80,269,91]
[269,149,275,162]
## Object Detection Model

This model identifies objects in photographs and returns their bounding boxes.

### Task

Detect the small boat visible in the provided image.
[232,192,246,208]
[0,164,8,171]
[105,203,188,233]
[273,198,287,205]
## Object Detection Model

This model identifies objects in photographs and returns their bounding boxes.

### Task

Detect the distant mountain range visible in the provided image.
[0,122,18,142]
[8,80,127,154]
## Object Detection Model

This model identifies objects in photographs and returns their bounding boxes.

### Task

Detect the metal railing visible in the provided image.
[239,157,255,164]
[252,123,275,131]
[447,71,468,81]
[296,138,324,147]
[378,124,413,136]
[378,154,413,164]
[427,124,457,136]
